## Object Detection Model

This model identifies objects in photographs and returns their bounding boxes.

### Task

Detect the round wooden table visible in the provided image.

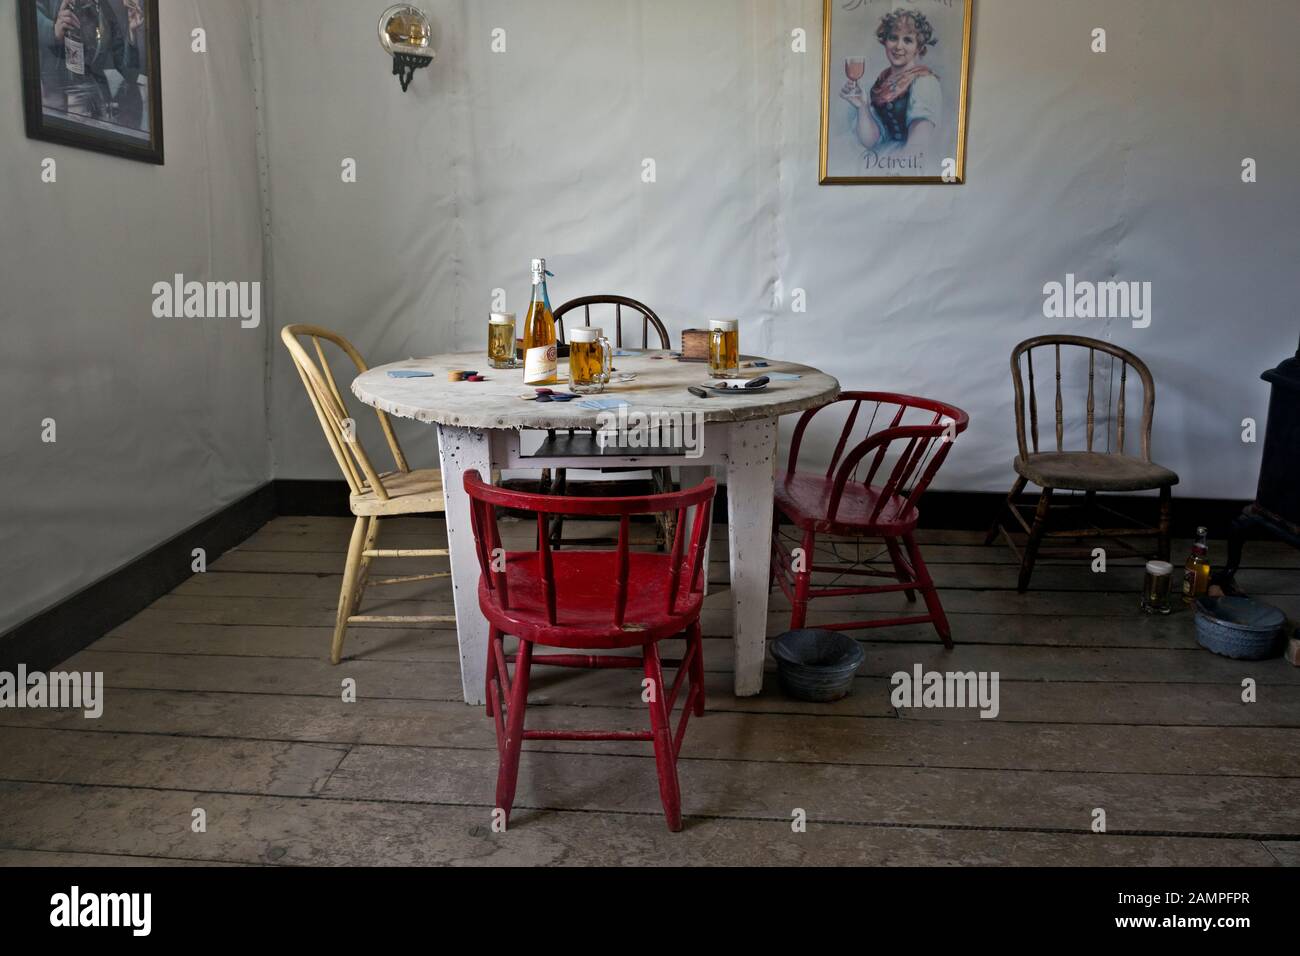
[353,350,840,703]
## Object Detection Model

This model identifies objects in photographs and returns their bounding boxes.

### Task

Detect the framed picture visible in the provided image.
[18,0,164,164]
[820,0,972,184]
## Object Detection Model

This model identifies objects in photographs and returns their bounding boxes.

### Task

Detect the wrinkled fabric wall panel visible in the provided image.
[0,0,268,632]
[260,0,1296,497]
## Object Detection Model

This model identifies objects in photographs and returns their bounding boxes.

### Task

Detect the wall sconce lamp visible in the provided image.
[378,4,434,92]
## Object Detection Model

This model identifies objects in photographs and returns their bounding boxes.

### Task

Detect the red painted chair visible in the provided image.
[463,470,716,832]
[771,392,969,647]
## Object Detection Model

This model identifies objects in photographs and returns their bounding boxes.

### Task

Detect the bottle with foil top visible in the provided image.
[522,258,558,385]
[1181,525,1211,604]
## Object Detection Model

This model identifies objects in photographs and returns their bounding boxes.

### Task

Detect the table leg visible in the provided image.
[436,424,493,706]
[679,464,714,597]
[724,419,778,697]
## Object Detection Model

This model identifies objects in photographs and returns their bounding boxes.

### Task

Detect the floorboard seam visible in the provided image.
[1,779,1293,842]
[4,687,1295,727]
[0,845,258,867]
[2,728,1297,778]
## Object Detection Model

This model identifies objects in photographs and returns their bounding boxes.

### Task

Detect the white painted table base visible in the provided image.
[434,420,779,703]
[354,351,839,705]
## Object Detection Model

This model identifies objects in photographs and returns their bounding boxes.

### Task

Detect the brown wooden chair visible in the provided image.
[541,295,676,549]
[281,324,453,663]
[985,335,1179,591]
[555,295,670,352]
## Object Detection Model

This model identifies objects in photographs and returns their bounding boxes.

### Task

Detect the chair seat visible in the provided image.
[774,471,917,535]
[1014,452,1179,492]
[350,468,445,516]
[480,552,702,648]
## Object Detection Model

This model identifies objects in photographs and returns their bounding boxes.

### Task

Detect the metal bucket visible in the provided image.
[1193,596,1286,660]
[770,629,866,702]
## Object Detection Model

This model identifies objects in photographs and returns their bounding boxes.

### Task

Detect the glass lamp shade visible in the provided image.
[378,4,434,60]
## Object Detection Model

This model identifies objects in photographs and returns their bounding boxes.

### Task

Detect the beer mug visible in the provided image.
[568,326,613,394]
[709,319,740,378]
[487,313,516,369]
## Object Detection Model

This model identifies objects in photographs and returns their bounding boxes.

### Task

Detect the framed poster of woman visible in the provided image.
[820,0,972,184]
[18,0,164,164]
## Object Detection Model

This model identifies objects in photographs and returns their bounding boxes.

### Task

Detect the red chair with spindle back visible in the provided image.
[771,392,969,646]
[464,471,716,831]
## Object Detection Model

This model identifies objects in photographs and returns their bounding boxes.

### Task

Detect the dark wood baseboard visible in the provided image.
[275,478,1259,539]
[275,479,356,518]
[915,489,1261,540]
[0,483,276,673]
[2,476,1268,674]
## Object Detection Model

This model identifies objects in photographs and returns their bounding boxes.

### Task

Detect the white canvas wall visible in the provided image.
[0,0,268,632]
[261,0,1300,500]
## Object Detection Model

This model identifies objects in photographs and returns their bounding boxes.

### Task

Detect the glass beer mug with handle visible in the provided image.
[709,319,740,378]
[568,326,613,394]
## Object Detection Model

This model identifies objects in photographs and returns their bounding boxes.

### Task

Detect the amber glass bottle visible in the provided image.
[521,258,557,385]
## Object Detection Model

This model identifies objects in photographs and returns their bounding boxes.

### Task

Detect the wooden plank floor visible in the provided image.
[2,514,1298,867]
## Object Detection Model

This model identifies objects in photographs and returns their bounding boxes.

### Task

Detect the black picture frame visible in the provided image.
[18,0,164,164]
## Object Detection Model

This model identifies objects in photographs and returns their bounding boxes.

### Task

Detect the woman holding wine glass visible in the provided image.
[839,9,941,160]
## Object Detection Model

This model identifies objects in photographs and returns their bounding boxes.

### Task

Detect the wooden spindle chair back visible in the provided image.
[464,471,715,633]
[554,295,671,350]
[280,324,410,500]
[786,391,970,528]
[1010,335,1156,462]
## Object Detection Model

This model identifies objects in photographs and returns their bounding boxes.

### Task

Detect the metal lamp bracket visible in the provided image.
[393,52,432,92]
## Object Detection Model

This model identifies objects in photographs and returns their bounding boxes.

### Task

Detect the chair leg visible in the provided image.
[350,516,380,617]
[644,642,683,831]
[884,536,916,602]
[789,529,816,630]
[495,638,533,827]
[549,469,568,550]
[653,468,674,552]
[485,626,500,719]
[904,531,953,649]
[1157,485,1172,561]
[1018,487,1054,593]
[985,476,1027,546]
[331,516,368,665]
[688,621,706,717]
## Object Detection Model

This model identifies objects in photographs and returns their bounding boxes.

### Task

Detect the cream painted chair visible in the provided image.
[281,324,453,663]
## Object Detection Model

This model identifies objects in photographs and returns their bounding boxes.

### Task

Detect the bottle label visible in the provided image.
[1183,567,1196,597]
[65,37,86,76]
[523,344,557,384]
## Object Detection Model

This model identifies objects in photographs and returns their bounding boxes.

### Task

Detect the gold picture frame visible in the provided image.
[819,0,973,185]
